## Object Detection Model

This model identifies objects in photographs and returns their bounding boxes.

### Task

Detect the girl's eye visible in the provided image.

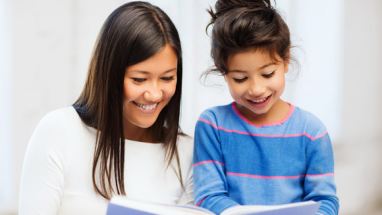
[263,71,275,78]
[232,77,248,83]
[131,78,146,83]
[161,76,175,81]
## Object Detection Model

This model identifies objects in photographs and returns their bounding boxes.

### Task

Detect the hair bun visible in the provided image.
[208,0,272,24]
[215,0,271,13]
[207,0,274,32]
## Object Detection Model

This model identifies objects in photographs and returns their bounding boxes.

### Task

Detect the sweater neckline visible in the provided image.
[231,102,295,128]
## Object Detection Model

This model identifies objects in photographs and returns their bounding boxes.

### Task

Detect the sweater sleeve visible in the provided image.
[19,113,65,215]
[303,132,339,215]
[193,112,239,214]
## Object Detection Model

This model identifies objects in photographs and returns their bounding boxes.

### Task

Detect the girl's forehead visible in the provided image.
[228,50,280,66]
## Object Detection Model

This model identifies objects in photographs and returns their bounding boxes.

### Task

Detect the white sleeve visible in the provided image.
[176,135,194,205]
[177,166,194,205]
[19,113,65,215]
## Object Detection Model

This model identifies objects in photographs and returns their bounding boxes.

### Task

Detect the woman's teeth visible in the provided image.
[136,103,157,111]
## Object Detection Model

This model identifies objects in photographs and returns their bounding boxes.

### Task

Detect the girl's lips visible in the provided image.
[247,95,271,108]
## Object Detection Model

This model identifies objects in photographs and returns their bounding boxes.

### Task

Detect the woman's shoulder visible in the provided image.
[177,134,193,152]
[39,106,81,125]
[176,134,194,162]
[31,106,91,143]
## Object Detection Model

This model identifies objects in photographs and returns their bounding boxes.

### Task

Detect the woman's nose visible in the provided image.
[144,84,163,102]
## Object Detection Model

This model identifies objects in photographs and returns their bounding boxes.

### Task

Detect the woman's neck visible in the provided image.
[123,123,156,143]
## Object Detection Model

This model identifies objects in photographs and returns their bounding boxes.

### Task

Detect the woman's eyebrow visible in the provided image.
[127,68,177,75]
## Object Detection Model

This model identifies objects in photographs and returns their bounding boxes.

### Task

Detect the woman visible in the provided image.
[19,2,193,215]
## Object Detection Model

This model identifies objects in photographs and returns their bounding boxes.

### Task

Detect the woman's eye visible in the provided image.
[161,76,175,81]
[132,78,146,83]
[232,77,248,83]
[263,71,275,78]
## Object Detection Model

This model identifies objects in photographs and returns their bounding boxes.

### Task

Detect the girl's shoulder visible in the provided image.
[291,105,328,137]
[198,103,233,122]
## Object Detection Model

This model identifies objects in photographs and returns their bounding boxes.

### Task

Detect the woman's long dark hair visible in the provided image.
[73,1,183,199]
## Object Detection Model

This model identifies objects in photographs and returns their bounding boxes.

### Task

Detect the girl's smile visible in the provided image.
[246,94,272,107]
[225,49,289,124]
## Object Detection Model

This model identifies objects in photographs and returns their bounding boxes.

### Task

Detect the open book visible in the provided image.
[106,196,320,215]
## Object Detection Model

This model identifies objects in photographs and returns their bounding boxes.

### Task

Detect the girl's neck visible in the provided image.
[236,99,291,126]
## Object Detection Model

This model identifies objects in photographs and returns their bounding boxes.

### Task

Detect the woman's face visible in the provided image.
[123,44,177,139]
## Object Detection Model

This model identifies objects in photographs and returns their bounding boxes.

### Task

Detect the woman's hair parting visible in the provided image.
[73,1,183,199]
[207,0,291,74]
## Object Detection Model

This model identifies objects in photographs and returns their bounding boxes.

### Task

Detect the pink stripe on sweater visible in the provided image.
[227,172,334,179]
[198,118,327,141]
[196,197,207,206]
[306,172,334,177]
[193,160,224,167]
[228,172,303,179]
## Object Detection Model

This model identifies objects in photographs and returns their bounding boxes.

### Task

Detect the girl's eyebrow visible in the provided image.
[228,62,276,73]
[228,70,247,74]
[258,62,276,70]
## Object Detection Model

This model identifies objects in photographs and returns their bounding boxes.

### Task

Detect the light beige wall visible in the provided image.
[335,0,382,214]
[3,0,78,212]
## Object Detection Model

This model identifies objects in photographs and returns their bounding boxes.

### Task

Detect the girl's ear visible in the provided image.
[284,61,289,73]
[283,49,291,73]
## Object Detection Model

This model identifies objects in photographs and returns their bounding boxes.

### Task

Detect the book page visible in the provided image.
[221,201,320,215]
[108,196,213,215]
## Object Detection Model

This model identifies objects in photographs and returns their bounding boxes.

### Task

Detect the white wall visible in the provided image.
[1,0,382,214]
[282,0,344,141]
[0,0,13,213]
[1,0,76,212]
[336,0,382,214]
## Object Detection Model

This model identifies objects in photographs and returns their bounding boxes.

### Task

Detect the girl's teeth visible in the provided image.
[252,97,267,103]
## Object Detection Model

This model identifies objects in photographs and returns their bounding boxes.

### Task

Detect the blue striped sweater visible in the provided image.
[193,102,339,214]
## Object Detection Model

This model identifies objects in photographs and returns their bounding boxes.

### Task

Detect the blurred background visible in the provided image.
[0,0,381,214]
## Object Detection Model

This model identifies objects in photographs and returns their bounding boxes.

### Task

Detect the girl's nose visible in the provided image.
[248,79,266,97]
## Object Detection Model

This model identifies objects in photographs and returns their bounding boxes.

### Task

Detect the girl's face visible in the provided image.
[225,49,289,123]
[123,44,177,139]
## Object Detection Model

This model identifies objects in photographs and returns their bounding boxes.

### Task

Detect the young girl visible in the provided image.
[19,2,193,215]
[193,0,339,214]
